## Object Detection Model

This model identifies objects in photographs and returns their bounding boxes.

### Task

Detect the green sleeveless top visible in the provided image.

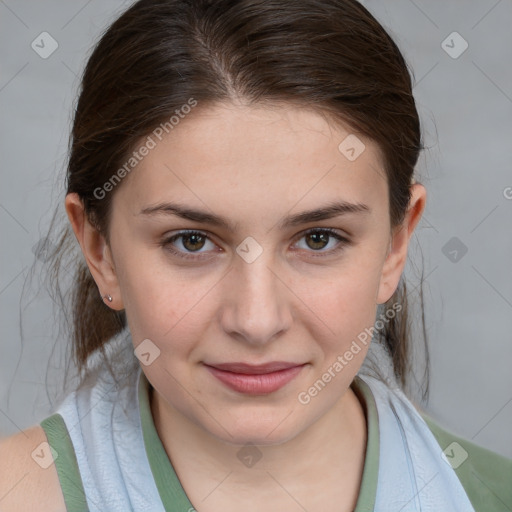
[40,372,512,511]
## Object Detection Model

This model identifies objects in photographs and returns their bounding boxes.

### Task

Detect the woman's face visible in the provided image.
[98,101,422,445]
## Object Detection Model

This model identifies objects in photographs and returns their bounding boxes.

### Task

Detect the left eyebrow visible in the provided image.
[279,200,371,229]
[138,199,371,231]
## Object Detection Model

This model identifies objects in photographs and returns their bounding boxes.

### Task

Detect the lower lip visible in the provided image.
[205,364,305,395]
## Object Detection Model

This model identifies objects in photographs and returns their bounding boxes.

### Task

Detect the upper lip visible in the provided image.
[204,361,305,374]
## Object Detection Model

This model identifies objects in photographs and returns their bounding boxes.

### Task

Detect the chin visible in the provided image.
[205,411,305,447]
[222,430,298,448]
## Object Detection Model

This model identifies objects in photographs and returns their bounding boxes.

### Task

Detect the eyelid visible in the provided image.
[160,229,219,260]
[290,227,350,256]
[293,226,349,242]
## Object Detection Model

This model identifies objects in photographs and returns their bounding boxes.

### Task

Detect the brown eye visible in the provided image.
[160,230,218,260]
[294,228,350,256]
[181,233,206,251]
[304,231,330,250]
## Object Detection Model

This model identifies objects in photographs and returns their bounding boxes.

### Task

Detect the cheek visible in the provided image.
[297,261,381,335]
[115,249,209,343]
[288,262,382,383]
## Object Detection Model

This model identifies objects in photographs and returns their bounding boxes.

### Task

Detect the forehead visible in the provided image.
[113,101,388,222]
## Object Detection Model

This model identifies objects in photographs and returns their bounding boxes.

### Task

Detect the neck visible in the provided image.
[150,382,368,509]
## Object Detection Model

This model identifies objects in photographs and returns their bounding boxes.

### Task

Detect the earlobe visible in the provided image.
[376,183,427,305]
[64,193,124,310]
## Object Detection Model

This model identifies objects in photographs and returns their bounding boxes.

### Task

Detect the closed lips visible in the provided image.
[204,362,306,374]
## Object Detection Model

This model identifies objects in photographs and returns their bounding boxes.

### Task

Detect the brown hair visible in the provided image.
[41,0,429,397]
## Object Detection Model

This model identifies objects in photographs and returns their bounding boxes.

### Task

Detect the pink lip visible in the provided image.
[204,362,306,395]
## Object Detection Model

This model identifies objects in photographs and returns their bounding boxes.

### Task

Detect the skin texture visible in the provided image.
[65,101,426,511]
[0,426,67,512]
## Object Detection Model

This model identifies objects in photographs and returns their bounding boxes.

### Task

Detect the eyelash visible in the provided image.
[159,228,351,261]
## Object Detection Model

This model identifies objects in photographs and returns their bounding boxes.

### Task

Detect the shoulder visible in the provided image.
[0,424,66,512]
[421,412,512,512]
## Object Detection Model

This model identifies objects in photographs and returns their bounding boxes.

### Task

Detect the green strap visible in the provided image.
[138,371,198,510]
[352,376,380,512]
[421,412,512,512]
[39,413,90,512]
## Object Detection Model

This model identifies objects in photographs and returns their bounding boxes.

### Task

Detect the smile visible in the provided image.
[203,363,306,395]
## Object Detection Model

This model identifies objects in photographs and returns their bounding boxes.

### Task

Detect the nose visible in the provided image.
[219,250,293,346]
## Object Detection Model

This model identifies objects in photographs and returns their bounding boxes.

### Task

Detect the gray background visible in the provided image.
[1,0,511,459]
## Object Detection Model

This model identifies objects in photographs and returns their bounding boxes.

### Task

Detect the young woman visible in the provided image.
[1,0,510,511]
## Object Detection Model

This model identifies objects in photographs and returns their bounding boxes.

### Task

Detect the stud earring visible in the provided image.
[103,294,113,303]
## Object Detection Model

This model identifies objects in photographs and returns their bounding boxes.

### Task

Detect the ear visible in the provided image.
[376,183,427,305]
[64,193,124,310]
